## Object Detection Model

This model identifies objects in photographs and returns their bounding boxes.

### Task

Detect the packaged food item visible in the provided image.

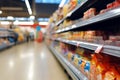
[75,48,85,56]
[83,11,89,20]
[78,57,83,66]
[63,4,69,17]
[107,3,113,9]
[77,0,81,4]
[104,66,117,80]
[90,54,98,80]
[71,54,75,61]
[83,8,97,20]
[70,0,77,11]
[89,8,97,18]
[100,9,106,14]
[67,52,74,61]
[84,31,96,42]
[84,61,91,78]
[73,54,81,66]
[79,58,86,73]
[113,1,120,8]
[58,7,63,21]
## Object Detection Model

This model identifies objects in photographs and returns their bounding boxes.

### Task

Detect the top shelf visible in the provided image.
[55,7,120,33]
[55,0,89,26]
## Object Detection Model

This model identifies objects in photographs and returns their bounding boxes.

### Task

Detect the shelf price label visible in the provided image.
[77,43,80,47]
[95,45,103,53]
[71,25,77,28]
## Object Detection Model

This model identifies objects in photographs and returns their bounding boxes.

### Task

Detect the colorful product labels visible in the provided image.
[77,0,81,4]
[78,58,83,65]
[84,61,90,72]
[71,55,75,61]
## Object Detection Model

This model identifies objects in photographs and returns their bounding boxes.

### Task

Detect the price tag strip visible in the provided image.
[95,45,103,53]
[77,42,80,47]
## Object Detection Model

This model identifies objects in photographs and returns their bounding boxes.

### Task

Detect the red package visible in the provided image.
[107,3,113,9]
[113,1,120,8]
[116,0,120,3]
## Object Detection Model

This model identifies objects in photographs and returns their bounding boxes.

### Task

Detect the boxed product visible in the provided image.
[63,4,69,17]
[67,52,74,61]
[73,54,81,66]
[83,8,97,20]
[68,0,77,12]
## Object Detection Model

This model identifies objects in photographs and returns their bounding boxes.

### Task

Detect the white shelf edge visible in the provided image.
[55,38,120,57]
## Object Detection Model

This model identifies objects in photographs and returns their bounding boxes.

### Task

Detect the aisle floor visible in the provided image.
[0,42,69,80]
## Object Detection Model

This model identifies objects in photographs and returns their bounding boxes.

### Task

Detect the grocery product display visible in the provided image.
[52,42,120,80]
[52,0,120,33]
[0,27,33,51]
[46,0,120,80]
[0,28,15,50]
[53,31,120,46]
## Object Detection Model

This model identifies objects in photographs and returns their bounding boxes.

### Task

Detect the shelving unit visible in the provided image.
[46,0,120,80]
[55,7,120,33]
[0,28,16,51]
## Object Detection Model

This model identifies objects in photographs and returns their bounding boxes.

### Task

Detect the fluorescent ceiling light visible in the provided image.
[13,21,34,25]
[0,10,2,14]
[39,22,48,25]
[25,0,32,15]
[0,21,10,25]
[15,17,27,21]
[7,16,14,20]
[29,16,35,20]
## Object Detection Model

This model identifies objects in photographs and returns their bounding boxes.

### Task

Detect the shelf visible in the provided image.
[55,0,88,26]
[49,46,88,80]
[55,7,120,33]
[54,38,120,57]
[0,35,14,38]
[0,43,14,50]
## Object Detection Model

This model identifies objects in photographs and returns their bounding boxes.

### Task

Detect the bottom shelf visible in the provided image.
[0,43,14,50]
[0,40,27,51]
[48,46,88,80]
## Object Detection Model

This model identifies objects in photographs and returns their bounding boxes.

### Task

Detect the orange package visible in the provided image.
[90,53,110,80]
[89,8,97,18]
[104,66,118,80]
[113,1,120,8]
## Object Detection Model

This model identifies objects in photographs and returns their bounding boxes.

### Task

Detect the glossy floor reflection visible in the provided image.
[0,42,69,80]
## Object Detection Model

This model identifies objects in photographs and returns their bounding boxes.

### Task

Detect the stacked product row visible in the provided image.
[53,42,120,80]
[51,0,120,31]
[49,0,83,24]
[46,0,120,80]
[53,31,120,46]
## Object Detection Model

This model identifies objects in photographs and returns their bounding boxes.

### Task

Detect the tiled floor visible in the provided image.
[0,42,69,80]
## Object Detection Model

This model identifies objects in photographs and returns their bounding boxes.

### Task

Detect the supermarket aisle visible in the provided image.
[0,42,69,80]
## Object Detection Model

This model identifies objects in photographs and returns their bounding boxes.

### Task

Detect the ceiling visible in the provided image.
[0,0,59,20]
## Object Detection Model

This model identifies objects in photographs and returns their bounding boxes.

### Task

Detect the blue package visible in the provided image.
[78,59,82,65]
[84,62,90,72]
